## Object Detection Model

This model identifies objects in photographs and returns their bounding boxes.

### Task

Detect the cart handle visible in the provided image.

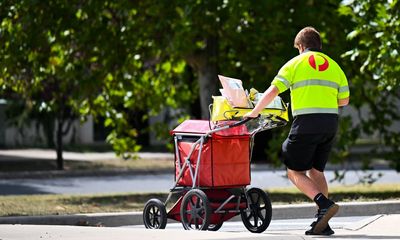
[207,115,260,135]
[228,115,260,128]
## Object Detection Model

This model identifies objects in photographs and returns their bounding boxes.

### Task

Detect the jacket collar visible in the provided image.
[304,48,322,53]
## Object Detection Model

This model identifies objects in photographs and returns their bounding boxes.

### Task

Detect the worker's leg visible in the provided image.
[282,133,338,234]
[308,168,328,197]
[310,133,336,198]
[288,167,338,234]
[287,169,320,200]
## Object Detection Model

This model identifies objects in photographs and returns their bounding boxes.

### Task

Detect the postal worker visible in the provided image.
[244,26,350,235]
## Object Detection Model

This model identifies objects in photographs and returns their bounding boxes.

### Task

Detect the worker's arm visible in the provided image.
[244,85,279,118]
[338,97,349,107]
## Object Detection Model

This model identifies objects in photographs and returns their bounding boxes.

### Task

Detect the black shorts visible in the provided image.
[281,133,336,172]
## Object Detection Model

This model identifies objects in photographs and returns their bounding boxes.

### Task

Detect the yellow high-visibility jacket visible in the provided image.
[271,50,349,117]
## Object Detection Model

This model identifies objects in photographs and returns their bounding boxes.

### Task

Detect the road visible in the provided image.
[0,169,399,195]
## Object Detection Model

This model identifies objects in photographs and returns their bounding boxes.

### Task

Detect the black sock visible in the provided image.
[313,193,333,209]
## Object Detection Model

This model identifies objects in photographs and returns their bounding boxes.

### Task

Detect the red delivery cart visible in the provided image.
[143,97,288,233]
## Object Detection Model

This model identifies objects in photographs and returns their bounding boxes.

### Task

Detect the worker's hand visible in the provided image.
[243,111,259,119]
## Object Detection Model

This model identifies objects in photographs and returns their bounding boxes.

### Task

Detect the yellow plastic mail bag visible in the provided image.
[210,96,289,122]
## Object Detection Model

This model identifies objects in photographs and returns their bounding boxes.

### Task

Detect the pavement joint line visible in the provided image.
[343,214,384,231]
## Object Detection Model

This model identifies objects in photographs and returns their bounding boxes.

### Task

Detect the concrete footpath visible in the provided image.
[0,224,306,240]
[0,214,399,240]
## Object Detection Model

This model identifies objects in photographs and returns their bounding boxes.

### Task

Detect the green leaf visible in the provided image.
[173,61,186,73]
[347,30,359,40]
[104,118,113,127]
[161,62,171,72]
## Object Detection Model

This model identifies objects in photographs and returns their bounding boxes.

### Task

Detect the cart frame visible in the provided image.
[143,104,288,232]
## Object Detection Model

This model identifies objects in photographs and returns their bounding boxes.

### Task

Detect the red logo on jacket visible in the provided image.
[308,54,329,71]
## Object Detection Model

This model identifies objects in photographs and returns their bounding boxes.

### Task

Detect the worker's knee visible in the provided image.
[309,168,324,178]
[287,169,307,181]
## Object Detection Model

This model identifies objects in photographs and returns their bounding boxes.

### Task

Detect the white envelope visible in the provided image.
[218,75,249,107]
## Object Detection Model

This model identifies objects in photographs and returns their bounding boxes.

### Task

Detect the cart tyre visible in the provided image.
[143,198,167,229]
[180,189,211,230]
[241,187,272,233]
[208,222,223,231]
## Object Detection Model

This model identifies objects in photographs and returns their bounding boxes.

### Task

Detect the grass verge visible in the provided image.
[0,183,399,217]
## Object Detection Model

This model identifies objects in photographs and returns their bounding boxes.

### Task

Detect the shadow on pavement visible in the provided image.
[0,154,57,172]
[0,183,51,195]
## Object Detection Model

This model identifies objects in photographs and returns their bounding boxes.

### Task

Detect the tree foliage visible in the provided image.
[0,1,349,160]
[1,0,398,172]
[339,0,400,171]
[0,1,192,167]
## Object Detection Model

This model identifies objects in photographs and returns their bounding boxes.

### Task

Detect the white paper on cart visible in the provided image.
[252,93,284,110]
[218,75,249,108]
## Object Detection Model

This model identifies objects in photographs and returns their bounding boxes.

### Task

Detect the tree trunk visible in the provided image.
[198,63,218,119]
[186,36,219,119]
[56,118,64,170]
[43,116,55,148]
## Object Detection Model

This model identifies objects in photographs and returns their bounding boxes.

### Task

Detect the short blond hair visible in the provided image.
[294,27,321,50]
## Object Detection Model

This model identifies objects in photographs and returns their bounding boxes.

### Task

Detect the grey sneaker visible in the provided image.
[305,221,335,235]
[313,203,339,234]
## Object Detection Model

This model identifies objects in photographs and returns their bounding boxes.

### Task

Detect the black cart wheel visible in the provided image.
[143,198,167,229]
[240,187,272,233]
[180,189,211,230]
[208,222,223,231]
